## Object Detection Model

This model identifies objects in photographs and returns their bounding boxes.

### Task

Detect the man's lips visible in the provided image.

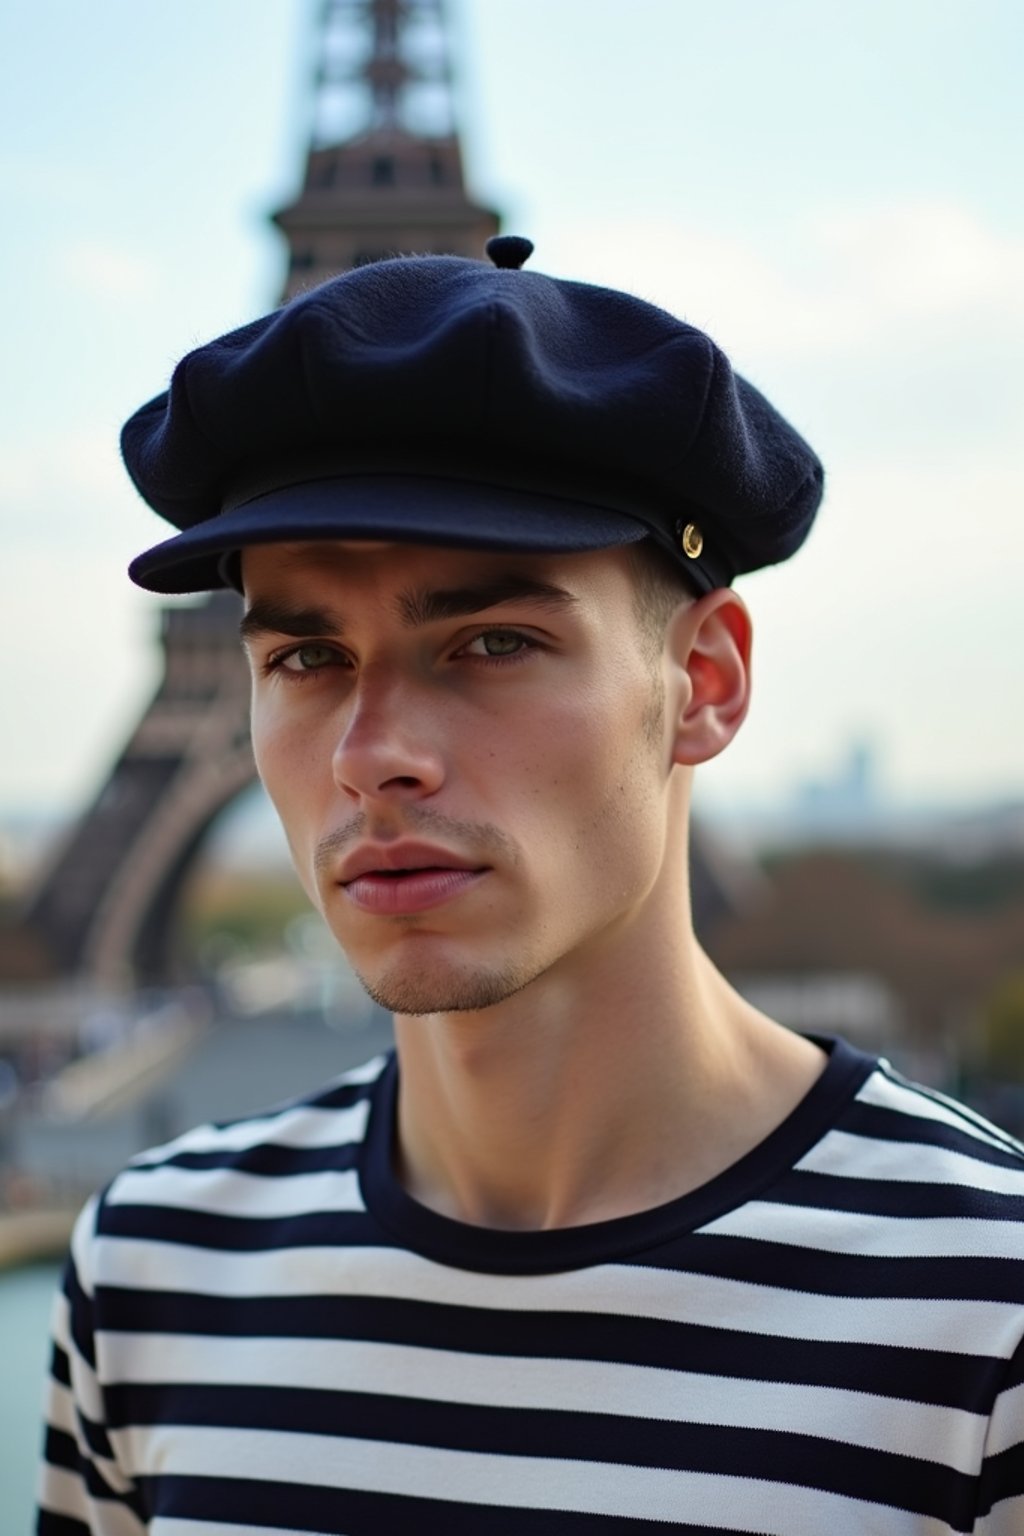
[337,842,488,916]
[338,841,485,884]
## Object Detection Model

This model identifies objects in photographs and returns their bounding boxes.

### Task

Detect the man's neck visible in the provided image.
[391,930,826,1232]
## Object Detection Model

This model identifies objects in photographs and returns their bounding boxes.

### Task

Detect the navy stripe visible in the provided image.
[104,1379,974,1520]
[94,1287,1004,1413]
[35,1512,92,1536]
[642,1230,1024,1302]
[98,1201,383,1251]
[841,1098,1024,1171]
[50,1341,72,1389]
[133,1139,361,1177]
[63,1259,96,1370]
[42,1427,83,1476]
[978,1438,1024,1515]
[772,1167,1024,1221]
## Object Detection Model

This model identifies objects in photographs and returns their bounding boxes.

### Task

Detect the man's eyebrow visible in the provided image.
[239,576,578,645]
[239,600,342,645]
[397,576,578,628]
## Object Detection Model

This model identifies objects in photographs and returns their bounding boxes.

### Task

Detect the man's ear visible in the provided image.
[667,588,752,766]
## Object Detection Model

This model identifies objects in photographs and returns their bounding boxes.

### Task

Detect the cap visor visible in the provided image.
[128,473,650,594]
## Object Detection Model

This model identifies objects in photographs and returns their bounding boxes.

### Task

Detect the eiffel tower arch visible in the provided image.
[19,596,253,986]
[14,0,500,989]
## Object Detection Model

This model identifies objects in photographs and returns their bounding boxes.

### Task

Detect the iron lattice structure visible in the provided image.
[275,0,499,294]
[14,0,499,986]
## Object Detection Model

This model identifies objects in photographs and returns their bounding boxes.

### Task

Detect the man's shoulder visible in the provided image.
[847,1057,1024,1171]
[809,1052,1024,1224]
[91,1051,390,1230]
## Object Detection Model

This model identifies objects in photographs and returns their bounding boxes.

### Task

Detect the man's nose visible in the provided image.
[331,671,446,804]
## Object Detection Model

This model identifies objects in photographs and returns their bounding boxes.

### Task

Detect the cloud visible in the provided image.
[56,238,161,302]
[0,150,106,208]
[538,200,1024,363]
[817,203,1024,324]
[0,426,137,548]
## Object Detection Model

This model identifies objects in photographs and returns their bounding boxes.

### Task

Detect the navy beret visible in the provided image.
[123,241,823,595]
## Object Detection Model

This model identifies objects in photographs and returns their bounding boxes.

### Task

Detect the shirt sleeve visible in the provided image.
[35,1194,148,1536]
[975,1330,1024,1535]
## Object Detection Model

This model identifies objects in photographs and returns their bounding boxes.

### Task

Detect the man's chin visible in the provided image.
[353,958,537,1017]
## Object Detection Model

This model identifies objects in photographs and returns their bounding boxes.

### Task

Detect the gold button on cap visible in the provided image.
[681,522,703,559]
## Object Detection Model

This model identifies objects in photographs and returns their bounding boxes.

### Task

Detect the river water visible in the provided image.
[0,1262,62,1536]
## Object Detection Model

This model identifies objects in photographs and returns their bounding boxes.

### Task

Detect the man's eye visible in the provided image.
[465,630,528,658]
[279,644,340,672]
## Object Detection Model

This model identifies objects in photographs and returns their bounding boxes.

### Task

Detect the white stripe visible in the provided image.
[128,1096,372,1164]
[860,1072,1024,1159]
[329,1053,390,1086]
[70,1192,100,1296]
[799,1128,1024,1195]
[92,1237,1020,1355]
[50,1288,113,1434]
[983,1378,1024,1457]
[49,1285,71,1347]
[704,1199,1024,1258]
[43,1375,81,1439]
[975,1492,1024,1534]
[112,1424,957,1535]
[36,1465,146,1536]
[106,1164,365,1219]
[97,1331,986,1473]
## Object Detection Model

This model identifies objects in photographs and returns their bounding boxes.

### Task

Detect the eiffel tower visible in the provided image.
[277,0,500,290]
[12,0,500,988]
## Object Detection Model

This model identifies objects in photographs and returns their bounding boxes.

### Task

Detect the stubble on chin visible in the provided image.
[352,955,539,1016]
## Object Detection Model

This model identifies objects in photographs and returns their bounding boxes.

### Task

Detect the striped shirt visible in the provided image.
[37,1037,1024,1534]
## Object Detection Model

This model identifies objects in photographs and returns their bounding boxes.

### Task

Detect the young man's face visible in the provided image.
[242,539,683,1015]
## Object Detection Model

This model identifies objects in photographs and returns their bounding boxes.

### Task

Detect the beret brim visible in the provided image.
[128,471,663,596]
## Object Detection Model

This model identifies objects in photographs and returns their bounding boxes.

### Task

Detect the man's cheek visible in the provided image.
[250,751,318,901]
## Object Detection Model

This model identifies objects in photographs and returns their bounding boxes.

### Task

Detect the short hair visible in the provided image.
[627,538,696,659]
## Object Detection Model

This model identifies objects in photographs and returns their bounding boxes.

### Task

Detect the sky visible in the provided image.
[1,0,1022,834]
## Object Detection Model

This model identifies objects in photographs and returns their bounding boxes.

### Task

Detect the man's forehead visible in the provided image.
[240,538,624,592]
[249,538,395,568]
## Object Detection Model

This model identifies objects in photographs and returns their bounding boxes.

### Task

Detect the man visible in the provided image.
[38,237,1024,1533]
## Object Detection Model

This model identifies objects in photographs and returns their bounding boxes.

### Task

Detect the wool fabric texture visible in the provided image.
[123,250,824,594]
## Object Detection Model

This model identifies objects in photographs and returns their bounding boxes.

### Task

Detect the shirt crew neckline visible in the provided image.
[358,1034,877,1275]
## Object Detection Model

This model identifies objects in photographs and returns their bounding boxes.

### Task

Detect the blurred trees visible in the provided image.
[981,971,1024,1082]
[707,843,1024,1087]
